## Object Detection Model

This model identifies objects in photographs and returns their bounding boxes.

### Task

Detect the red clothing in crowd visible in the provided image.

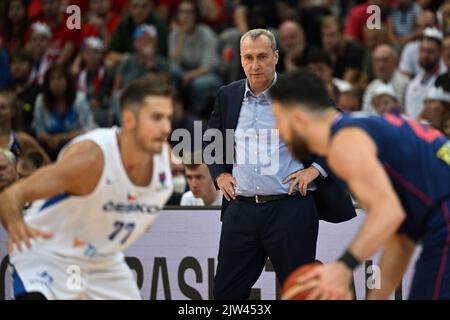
[81,14,121,40]
[344,3,371,43]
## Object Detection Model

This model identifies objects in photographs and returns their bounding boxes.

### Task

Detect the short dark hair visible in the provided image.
[9,49,33,66]
[321,15,343,33]
[0,88,16,107]
[177,0,201,25]
[306,48,333,68]
[269,69,333,112]
[120,78,173,114]
[42,64,76,111]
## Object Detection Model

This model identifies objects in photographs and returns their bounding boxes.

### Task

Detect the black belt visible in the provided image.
[236,193,298,204]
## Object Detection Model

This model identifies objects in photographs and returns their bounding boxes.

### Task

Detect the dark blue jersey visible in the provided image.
[331,112,450,241]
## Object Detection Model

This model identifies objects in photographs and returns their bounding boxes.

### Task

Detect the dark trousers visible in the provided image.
[213,194,319,300]
[409,200,450,299]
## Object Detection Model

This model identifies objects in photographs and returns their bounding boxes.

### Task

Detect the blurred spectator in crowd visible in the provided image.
[321,15,365,88]
[0,89,50,163]
[32,0,81,65]
[420,86,450,132]
[439,2,450,35]
[154,0,182,21]
[232,0,289,34]
[157,0,228,32]
[16,150,46,179]
[277,20,315,73]
[417,0,442,11]
[360,26,389,86]
[28,0,127,18]
[435,35,450,92]
[197,0,228,32]
[170,0,222,116]
[81,0,121,45]
[181,162,222,206]
[170,90,201,150]
[166,154,188,205]
[0,148,18,192]
[107,0,169,67]
[74,37,114,110]
[370,83,402,114]
[399,11,444,78]
[363,44,409,113]
[0,48,12,89]
[114,25,174,93]
[387,0,422,46]
[344,0,389,45]
[0,0,29,55]
[405,28,446,120]
[9,49,42,134]
[109,0,128,15]
[216,30,243,84]
[298,0,334,47]
[336,88,362,113]
[33,64,97,159]
[27,22,58,85]
[306,48,352,102]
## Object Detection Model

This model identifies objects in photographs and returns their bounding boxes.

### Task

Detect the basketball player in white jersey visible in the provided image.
[0,78,174,299]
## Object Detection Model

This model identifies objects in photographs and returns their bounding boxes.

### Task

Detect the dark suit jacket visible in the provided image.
[205,78,356,223]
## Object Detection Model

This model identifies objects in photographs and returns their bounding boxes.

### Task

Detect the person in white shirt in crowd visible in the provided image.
[399,11,446,78]
[405,28,446,120]
[363,44,409,113]
[420,86,450,132]
[371,83,402,115]
[180,159,222,206]
[27,22,58,85]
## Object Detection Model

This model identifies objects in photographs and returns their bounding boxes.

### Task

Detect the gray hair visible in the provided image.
[0,148,16,166]
[240,29,277,51]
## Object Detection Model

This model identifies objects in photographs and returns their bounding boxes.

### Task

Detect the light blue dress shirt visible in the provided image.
[232,74,327,197]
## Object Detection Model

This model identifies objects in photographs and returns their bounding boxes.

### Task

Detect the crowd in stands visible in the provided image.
[1,0,450,205]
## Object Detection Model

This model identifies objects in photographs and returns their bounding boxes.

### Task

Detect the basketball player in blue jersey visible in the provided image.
[0,78,174,299]
[269,69,450,300]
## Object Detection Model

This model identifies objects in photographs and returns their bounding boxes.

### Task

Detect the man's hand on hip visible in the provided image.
[283,166,320,196]
[216,173,237,201]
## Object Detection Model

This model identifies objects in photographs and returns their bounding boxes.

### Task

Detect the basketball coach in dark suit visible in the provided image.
[206,29,356,300]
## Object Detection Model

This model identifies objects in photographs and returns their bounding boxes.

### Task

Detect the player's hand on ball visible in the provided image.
[297,262,353,300]
[216,173,237,201]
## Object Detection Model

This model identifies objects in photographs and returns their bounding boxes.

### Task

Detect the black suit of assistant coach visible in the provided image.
[206,29,356,300]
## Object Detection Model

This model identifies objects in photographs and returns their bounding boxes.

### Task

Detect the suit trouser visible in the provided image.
[214,194,319,300]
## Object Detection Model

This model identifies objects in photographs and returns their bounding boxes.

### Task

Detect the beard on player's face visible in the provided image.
[134,125,163,154]
[289,128,312,163]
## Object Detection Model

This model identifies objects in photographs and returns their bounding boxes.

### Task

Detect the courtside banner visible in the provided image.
[0,209,419,300]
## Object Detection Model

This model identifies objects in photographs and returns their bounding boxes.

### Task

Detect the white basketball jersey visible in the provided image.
[23,127,173,261]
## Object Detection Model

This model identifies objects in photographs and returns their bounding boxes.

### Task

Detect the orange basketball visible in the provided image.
[281,263,321,300]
